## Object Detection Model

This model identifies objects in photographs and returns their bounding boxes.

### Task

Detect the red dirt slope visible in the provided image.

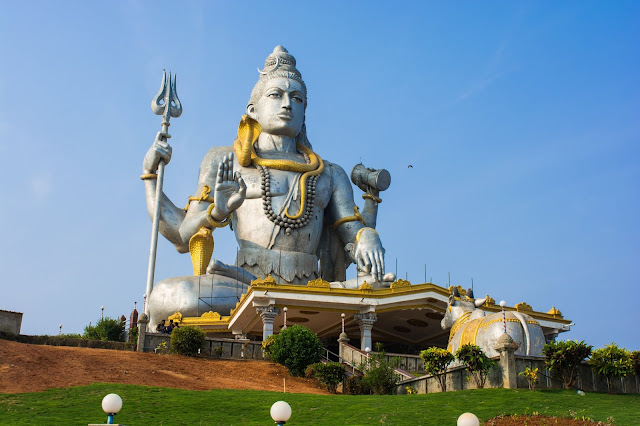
[0,339,325,394]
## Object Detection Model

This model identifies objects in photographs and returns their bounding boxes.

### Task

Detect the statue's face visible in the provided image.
[248,77,305,138]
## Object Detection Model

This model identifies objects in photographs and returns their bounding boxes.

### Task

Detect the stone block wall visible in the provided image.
[140,332,264,360]
[398,355,640,394]
[0,310,22,335]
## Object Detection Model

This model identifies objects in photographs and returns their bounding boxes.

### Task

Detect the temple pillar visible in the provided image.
[495,333,519,389]
[257,306,281,341]
[338,331,350,360]
[136,313,149,353]
[354,312,377,351]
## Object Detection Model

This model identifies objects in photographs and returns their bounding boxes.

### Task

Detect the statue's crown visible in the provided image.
[258,45,302,80]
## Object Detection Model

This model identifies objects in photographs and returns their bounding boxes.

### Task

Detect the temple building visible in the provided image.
[168,277,570,353]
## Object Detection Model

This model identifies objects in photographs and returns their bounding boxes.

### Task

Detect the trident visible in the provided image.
[144,70,183,315]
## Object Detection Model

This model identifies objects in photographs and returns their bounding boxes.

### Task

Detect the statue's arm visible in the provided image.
[142,132,189,253]
[325,162,385,280]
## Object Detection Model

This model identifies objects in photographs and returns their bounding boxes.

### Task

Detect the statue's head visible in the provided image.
[441,287,486,330]
[247,46,311,147]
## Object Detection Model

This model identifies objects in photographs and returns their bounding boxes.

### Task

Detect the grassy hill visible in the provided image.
[1,384,639,425]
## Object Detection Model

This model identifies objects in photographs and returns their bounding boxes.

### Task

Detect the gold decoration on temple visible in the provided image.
[515,302,533,312]
[188,227,213,276]
[484,295,495,305]
[358,281,373,292]
[307,278,331,288]
[168,311,183,323]
[251,274,278,287]
[547,306,563,318]
[390,279,411,289]
[329,206,366,229]
[201,311,222,320]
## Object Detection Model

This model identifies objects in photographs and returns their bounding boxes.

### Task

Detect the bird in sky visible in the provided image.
[408,165,413,168]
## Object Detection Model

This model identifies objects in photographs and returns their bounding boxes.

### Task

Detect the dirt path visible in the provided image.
[0,339,326,394]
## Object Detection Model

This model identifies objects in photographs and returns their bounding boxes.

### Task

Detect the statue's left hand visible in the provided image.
[354,228,385,282]
[211,153,246,221]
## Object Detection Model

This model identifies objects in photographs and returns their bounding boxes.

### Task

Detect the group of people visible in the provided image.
[156,319,179,334]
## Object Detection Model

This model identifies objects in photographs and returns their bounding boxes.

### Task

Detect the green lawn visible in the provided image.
[1,384,638,425]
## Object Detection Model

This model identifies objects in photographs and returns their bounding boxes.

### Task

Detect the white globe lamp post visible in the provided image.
[101,393,122,424]
[457,412,480,426]
[270,400,292,425]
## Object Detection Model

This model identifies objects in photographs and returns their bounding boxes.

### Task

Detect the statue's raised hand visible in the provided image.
[210,153,246,221]
[353,228,386,282]
[143,131,172,174]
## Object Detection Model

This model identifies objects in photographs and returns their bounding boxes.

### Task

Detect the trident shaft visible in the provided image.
[145,70,183,316]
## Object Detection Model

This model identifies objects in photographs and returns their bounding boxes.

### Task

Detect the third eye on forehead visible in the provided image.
[265,78,304,95]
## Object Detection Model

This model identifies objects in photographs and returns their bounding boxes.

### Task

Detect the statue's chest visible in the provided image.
[242,166,331,207]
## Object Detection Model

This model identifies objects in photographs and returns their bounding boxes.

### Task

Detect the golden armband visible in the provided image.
[184,185,216,211]
[329,206,366,230]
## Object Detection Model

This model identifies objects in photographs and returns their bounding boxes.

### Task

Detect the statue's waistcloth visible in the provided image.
[237,247,319,284]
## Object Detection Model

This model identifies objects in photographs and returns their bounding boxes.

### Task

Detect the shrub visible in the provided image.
[82,317,125,342]
[129,326,139,343]
[542,340,592,389]
[170,326,205,356]
[268,325,322,377]
[58,333,82,339]
[343,374,364,395]
[519,366,539,391]
[359,344,401,395]
[261,334,275,358]
[455,344,496,388]
[306,362,346,393]
[589,343,633,392]
[420,347,455,392]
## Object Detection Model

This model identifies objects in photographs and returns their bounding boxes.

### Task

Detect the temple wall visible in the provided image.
[398,356,640,394]
[140,333,264,360]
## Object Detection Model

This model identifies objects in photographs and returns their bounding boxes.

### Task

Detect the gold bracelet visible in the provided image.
[329,206,366,230]
[206,203,232,228]
[140,173,158,180]
[355,227,378,243]
[362,193,382,203]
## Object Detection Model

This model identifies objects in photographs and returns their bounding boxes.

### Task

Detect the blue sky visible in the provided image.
[1,1,638,350]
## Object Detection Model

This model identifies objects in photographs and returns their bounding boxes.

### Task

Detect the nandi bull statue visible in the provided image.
[441,287,546,357]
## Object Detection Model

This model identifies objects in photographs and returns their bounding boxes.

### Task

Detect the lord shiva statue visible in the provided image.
[142,46,393,328]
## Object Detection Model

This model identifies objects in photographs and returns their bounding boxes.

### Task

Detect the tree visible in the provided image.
[455,344,496,388]
[82,317,125,342]
[542,340,592,389]
[170,326,205,356]
[589,343,633,392]
[359,343,401,395]
[631,350,640,377]
[420,347,455,392]
[267,325,322,377]
[519,367,539,391]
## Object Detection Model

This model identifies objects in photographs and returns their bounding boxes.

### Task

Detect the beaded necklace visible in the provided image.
[258,149,319,235]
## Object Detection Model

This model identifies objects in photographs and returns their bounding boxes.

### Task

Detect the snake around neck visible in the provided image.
[233,115,324,230]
